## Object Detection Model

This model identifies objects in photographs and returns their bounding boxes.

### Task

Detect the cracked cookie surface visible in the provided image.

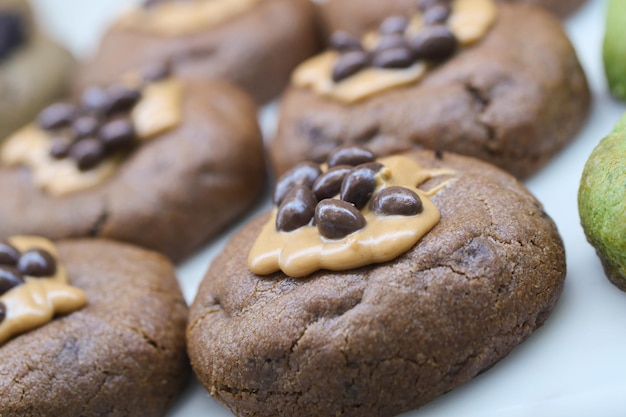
[187,149,566,417]
[0,239,189,417]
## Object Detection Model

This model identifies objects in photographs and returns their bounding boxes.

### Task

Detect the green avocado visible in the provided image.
[579,112,626,291]
[604,0,626,101]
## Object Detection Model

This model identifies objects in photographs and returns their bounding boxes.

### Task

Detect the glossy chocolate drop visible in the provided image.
[374,34,409,53]
[49,136,74,159]
[332,51,370,83]
[99,118,136,150]
[0,266,24,295]
[378,15,409,35]
[372,47,414,69]
[81,86,111,115]
[327,146,375,168]
[370,186,423,216]
[17,249,57,277]
[106,84,142,115]
[72,116,100,139]
[69,138,106,171]
[0,242,20,266]
[315,199,367,239]
[273,162,322,205]
[422,4,451,25]
[312,165,352,201]
[410,25,457,61]
[340,163,382,209]
[38,103,78,130]
[329,31,363,52]
[276,186,317,232]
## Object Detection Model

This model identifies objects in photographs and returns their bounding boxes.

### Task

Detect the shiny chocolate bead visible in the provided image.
[38,103,78,130]
[70,138,106,171]
[327,146,375,168]
[106,84,142,115]
[273,162,322,205]
[276,186,317,232]
[72,115,100,139]
[340,163,382,209]
[422,4,451,25]
[141,60,172,82]
[81,86,111,115]
[17,249,57,277]
[0,242,20,266]
[370,186,423,216]
[410,25,457,61]
[49,136,73,159]
[99,118,136,150]
[0,12,26,61]
[374,33,409,53]
[379,15,409,35]
[332,51,370,83]
[315,199,367,239]
[312,165,352,201]
[0,266,24,295]
[0,301,6,323]
[329,31,363,52]
[372,47,414,69]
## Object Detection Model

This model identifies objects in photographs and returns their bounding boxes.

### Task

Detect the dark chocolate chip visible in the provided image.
[273,162,322,205]
[410,25,458,61]
[17,249,57,278]
[0,266,24,295]
[69,138,106,171]
[315,199,367,239]
[370,186,423,216]
[332,51,370,83]
[276,186,317,232]
[329,31,363,52]
[372,47,414,69]
[340,163,382,209]
[141,60,172,82]
[0,242,20,266]
[38,103,78,130]
[81,86,111,115]
[379,15,409,35]
[312,165,352,201]
[0,301,6,323]
[327,146,375,168]
[0,12,26,61]
[422,4,451,25]
[99,118,136,150]
[72,116,100,139]
[49,136,73,159]
[106,84,142,115]
[374,34,409,53]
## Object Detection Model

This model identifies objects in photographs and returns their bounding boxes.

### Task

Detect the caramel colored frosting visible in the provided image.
[0,78,183,196]
[0,236,86,345]
[119,0,263,36]
[292,0,497,103]
[248,156,454,278]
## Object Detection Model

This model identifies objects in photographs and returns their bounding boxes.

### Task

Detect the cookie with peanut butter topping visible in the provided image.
[0,239,188,416]
[0,68,266,262]
[188,148,566,417]
[270,2,589,179]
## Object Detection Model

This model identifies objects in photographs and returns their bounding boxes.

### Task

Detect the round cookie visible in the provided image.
[579,113,626,291]
[188,148,566,417]
[78,0,320,104]
[0,71,266,262]
[0,238,188,416]
[0,0,75,140]
[269,2,590,179]
[316,0,587,38]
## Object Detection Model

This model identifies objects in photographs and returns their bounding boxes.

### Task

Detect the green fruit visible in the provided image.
[579,112,626,291]
[603,0,626,101]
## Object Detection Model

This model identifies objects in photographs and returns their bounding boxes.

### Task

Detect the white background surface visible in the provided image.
[28,0,626,416]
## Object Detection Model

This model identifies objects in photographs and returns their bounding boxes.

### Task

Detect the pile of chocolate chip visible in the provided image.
[36,61,171,171]
[0,12,26,61]
[330,0,457,82]
[274,146,424,239]
[0,242,58,323]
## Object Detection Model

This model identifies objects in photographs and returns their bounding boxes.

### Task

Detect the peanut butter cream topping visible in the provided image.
[292,0,497,103]
[0,236,86,345]
[248,156,454,278]
[119,0,263,36]
[0,78,183,196]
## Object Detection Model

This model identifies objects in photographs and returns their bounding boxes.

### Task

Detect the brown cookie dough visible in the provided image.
[187,149,566,417]
[316,0,587,37]
[0,77,266,262]
[270,3,590,179]
[0,0,75,140]
[78,0,319,104]
[0,238,189,416]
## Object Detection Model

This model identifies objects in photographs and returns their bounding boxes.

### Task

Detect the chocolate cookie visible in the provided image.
[0,0,75,140]
[78,0,319,104]
[0,71,266,262]
[188,148,566,417]
[269,2,590,179]
[0,238,188,416]
[316,0,587,38]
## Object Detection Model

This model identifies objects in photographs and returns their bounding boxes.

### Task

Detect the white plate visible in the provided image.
[30,0,626,416]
